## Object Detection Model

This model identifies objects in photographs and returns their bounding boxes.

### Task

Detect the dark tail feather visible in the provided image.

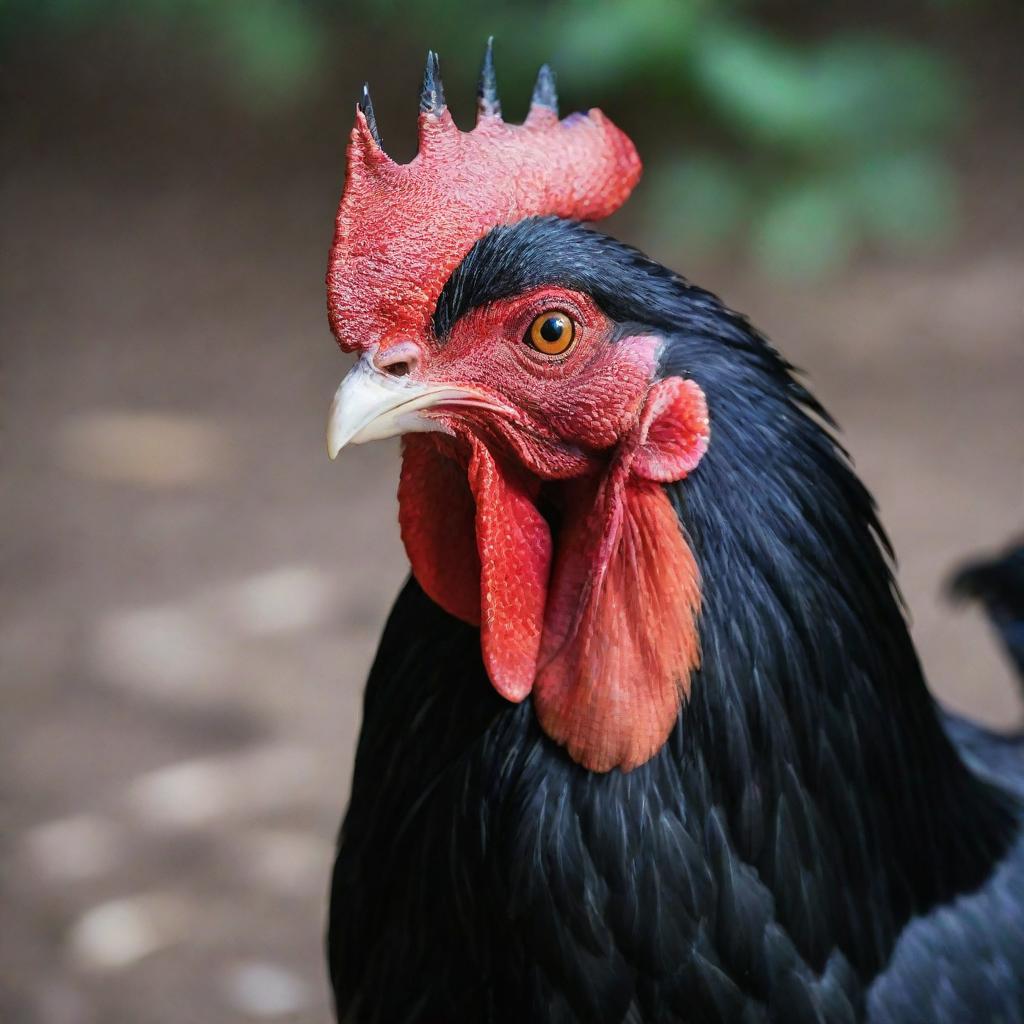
[950,539,1024,691]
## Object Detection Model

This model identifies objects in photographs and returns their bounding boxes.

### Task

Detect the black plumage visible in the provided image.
[329,218,1024,1023]
[951,541,1024,682]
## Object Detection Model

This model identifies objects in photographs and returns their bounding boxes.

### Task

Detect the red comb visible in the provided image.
[326,44,642,354]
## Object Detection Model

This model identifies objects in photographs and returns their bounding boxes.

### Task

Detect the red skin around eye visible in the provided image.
[398,297,711,773]
[427,288,664,473]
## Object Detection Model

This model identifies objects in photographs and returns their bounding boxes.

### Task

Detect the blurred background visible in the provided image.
[2,0,1022,1021]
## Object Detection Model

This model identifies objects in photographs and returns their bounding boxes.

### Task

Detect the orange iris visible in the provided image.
[526,311,576,356]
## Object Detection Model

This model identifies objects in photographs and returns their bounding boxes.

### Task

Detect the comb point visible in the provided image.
[530,64,558,115]
[420,50,446,115]
[477,36,501,120]
[358,83,383,148]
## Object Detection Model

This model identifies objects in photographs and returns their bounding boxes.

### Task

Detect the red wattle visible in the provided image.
[399,436,481,626]
[533,377,709,772]
[466,437,551,703]
[399,434,551,704]
[398,376,709,771]
[534,477,702,772]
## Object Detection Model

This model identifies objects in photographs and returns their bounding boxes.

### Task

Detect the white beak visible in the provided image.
[326,353,505,459]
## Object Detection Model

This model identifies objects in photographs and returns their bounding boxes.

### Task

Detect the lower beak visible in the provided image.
[326,354,503,459]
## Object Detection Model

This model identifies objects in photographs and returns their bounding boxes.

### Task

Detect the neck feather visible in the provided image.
[659,329,1015,965]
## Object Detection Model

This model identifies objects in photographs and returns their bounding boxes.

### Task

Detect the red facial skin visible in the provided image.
[395,287,710,772]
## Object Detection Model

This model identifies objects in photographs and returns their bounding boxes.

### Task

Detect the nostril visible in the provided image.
[373,341,422,378]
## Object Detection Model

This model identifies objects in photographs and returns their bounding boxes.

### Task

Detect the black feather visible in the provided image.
[330,217,1024,1023]
[951,540,1024,682]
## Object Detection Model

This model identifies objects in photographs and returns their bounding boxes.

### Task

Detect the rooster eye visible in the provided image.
[526,311,576,356]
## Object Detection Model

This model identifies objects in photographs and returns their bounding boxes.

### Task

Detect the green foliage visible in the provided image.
[1,0,970,277]
[752,182,854,279]
[205,0,326,108]
[540,0,705,87]
[691,27,960,152]
[845,151,957,249]
[640,155,747,260]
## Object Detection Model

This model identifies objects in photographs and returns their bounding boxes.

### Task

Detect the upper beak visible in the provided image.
[326,353,505,459]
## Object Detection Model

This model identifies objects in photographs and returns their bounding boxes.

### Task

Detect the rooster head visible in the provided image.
[326,44,709,772]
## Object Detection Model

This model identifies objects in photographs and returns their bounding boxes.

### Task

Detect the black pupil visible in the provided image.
[539,316,564,343]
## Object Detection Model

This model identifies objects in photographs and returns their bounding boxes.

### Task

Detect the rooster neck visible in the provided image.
[658,327,1017,956]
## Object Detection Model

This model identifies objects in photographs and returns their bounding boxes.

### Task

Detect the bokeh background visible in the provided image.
[2,1,1022,1021]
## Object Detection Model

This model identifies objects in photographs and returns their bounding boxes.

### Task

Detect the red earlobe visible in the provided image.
[631,377,709,482]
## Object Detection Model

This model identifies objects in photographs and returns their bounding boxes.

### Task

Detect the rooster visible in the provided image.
[322,43,1024,1024]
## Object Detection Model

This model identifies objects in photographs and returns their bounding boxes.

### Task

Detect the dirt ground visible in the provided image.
[2,24,1022,1024]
